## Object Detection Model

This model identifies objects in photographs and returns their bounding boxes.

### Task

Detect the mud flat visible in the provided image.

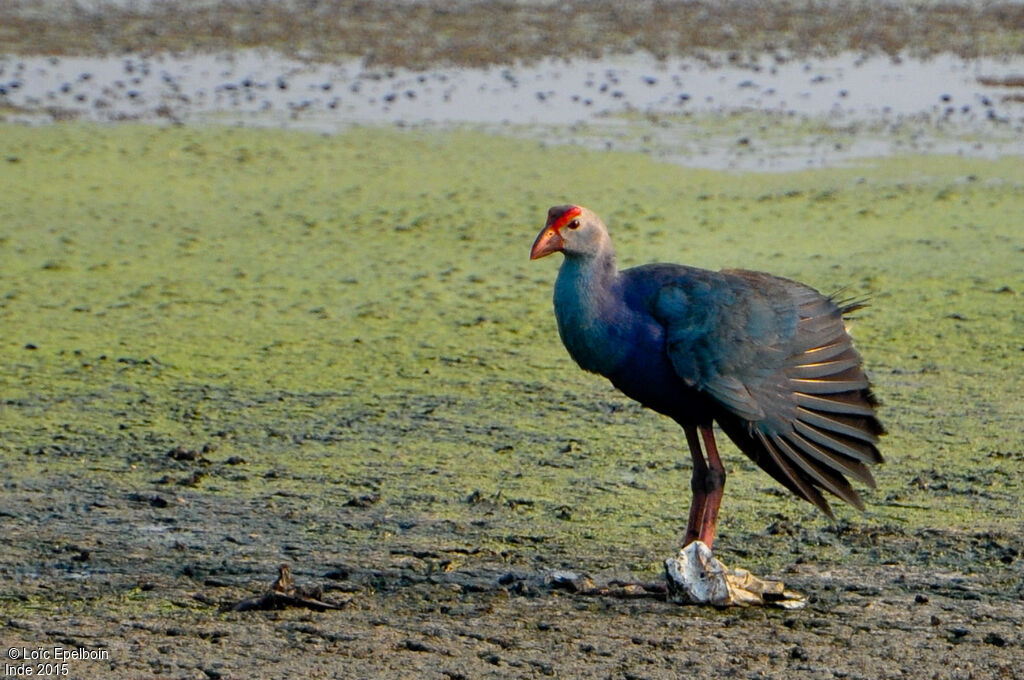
[2,1,1023,678]
[1,123,1022,678]
[4,48,1024,170]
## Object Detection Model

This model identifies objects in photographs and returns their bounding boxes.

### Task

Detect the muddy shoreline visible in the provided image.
[4,0,1024,67]
[3,122,1022,678]
[3,48,1024,171]
[2,2,1023,679]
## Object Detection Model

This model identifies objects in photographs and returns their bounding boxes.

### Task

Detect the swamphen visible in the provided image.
[531,205,884,552]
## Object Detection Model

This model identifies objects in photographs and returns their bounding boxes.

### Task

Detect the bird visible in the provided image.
[530,205,884,551]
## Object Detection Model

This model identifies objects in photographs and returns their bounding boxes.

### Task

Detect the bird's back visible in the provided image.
[616,262,884,515]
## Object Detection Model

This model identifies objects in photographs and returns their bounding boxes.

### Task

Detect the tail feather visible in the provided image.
[755,430,834,517]
[788,356,862,379]
[796,392,877,417]
[787,429,876,486]
[771,433,864,510]
[792,421,879,467]
[713,291,884,514]
[711,416,833,518]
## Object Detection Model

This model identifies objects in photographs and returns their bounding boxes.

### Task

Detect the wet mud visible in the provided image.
[3,2,1024,677]
[1,122,1022,678]
[3,0,1024,67]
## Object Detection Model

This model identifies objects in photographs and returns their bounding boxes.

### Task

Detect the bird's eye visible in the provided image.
[568,219,581,230]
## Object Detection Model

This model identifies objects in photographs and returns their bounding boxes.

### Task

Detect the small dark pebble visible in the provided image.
[204,578,232,588]
[181,564,204,579]
[948,626,969,639]
[914,593,929,604]
[344,493,380,508]
[790,645,809,661]
[127,492,168,508]
[24,343,37,350]
[983,632,1007,647]
[497,572,521,586]
[167,445,199,461]
[178,470,205,487]
[399,639,434,653]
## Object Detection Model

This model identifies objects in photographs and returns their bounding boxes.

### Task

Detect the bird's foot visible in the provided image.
[664,541,806,609]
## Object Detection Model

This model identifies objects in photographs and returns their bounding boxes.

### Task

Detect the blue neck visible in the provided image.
[553,251,625,375]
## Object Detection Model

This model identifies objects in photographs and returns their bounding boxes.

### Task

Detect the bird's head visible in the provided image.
[530,205,611,260]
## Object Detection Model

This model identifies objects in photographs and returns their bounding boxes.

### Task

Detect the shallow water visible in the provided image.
[3,49,1024,169]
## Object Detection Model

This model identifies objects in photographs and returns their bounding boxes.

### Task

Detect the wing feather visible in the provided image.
[651,268,884,514]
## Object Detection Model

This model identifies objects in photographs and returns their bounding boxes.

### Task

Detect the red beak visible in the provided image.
[530,226,564,260]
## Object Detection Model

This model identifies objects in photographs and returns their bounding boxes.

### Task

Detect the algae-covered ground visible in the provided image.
[1,123,1022,678]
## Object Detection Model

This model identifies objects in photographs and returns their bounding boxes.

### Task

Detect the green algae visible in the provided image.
[1,122,1022,586]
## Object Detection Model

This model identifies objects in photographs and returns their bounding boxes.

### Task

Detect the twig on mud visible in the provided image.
[546,570,667,600]
[231,564,349,612]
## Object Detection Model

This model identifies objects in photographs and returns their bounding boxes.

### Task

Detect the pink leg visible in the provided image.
[683,426,708,546]
[697,425,727,549]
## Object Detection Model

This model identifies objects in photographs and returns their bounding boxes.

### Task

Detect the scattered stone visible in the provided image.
[399,639,436,653]
[948,626,970,639]
[983,632,1007,647]
[344,493,381,508]
[546,570,596,594]
[127,492,169,508]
